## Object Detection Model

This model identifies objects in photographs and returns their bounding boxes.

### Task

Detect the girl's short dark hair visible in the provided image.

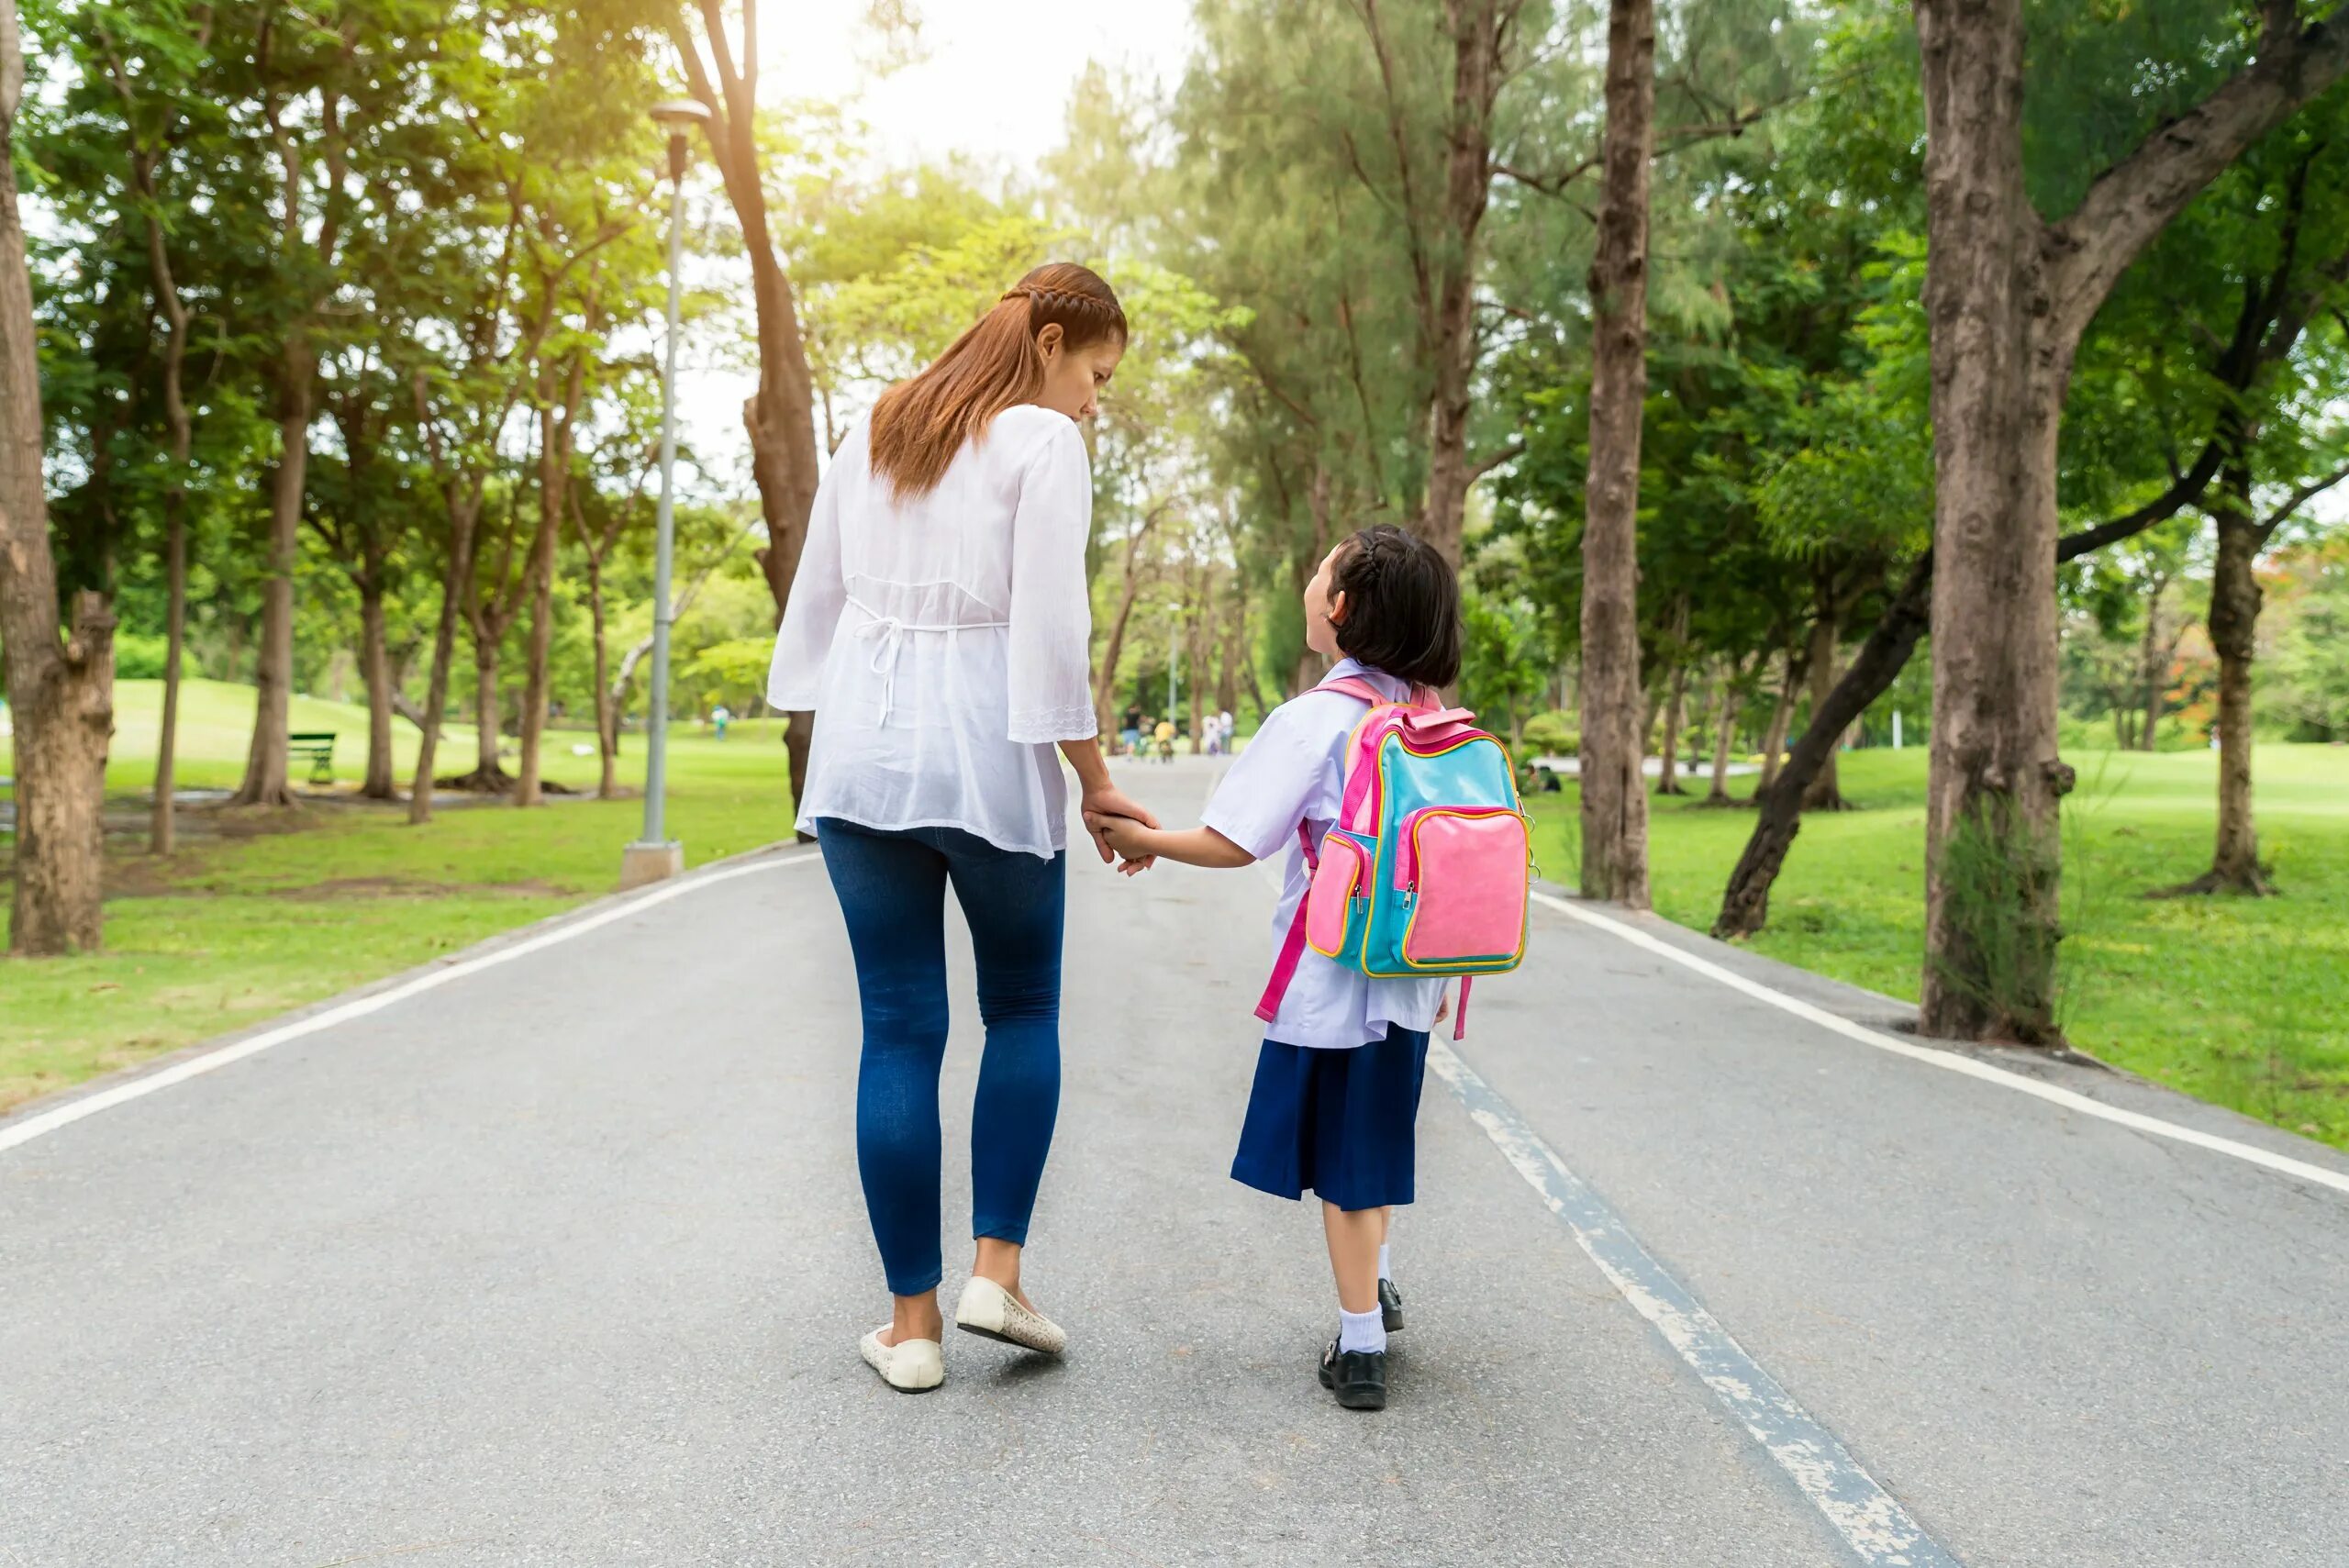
[1330,524,1463,689]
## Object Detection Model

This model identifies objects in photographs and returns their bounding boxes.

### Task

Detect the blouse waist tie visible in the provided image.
[847,596,1011,727]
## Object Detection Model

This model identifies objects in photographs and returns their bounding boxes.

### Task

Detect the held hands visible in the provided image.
[1079,785,1159,874]
[1086,810,1160,876]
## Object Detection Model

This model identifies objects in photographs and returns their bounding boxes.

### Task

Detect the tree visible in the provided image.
[1340,0,1538,564]
[1577,0,1657,906]
[669,0,829,807]
[307,346,413,799]
[2,0,116,953]
[404,10,634,817]
[569,439,654,799]
[82,1,217,848]
[226,4,374,807]
[1909,0,2349,1040]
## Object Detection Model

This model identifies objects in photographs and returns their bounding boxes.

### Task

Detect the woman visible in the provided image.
[766,262,1156,1394]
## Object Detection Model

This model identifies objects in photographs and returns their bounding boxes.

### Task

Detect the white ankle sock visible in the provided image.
[1339,1307,1387,1354]
[1377,1244,1392,1283]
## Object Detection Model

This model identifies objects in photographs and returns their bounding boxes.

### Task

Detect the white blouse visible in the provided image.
[764,405,1099,858]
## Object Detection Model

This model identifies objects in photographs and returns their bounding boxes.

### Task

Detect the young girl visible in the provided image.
[1092,524,1463,1412]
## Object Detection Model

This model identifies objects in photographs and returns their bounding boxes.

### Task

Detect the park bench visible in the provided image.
[287,732,338,786]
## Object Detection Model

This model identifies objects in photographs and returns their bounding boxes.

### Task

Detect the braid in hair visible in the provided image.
[1329,524,1464,690]
[868,261,1128,498]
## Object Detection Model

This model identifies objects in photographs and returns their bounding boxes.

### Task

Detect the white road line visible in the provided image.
[0,851,821,1157]
[1431,1040,1963,1568]
[1530,888,2349,1199]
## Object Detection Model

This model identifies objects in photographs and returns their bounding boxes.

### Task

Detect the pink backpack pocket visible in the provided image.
[1305,833,1365,956]
[1396,807,1529,965]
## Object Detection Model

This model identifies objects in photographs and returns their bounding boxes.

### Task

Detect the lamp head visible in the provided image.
[649,99,712,130]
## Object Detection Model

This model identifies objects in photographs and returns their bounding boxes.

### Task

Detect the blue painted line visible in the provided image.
[1430,1040,1965,1568]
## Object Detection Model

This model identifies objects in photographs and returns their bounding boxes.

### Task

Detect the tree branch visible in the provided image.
[2258,454,2349,540]
[2046,12,2349,337]
[2056,437,2226,560]
[1468,438,1525,481]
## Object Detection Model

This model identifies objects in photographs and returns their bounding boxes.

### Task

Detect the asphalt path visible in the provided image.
[5,755,2345,1566]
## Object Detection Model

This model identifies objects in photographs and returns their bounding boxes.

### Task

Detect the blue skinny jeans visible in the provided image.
[816,818,1065,1296]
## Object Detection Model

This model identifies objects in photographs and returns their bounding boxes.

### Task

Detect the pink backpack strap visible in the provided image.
[1315,674,1386,705]
[1253,821,1319,1024]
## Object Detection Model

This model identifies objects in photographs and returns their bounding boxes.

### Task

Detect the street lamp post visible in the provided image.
[621,99,711,891]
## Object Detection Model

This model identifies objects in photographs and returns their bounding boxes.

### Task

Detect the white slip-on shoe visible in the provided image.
[953,1275,1067,1356]
[859,1329,944,1393]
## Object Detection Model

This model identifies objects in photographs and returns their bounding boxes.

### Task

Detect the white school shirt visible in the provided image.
[764,406,1098,858]
[1201,660,1446,1050]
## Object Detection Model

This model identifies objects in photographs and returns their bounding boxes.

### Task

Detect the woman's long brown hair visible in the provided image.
[867,261,1127,499]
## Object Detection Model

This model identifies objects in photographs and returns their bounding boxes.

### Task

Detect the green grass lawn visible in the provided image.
[8,681,2347,1154]
[2,681,799,1114]
[1523,744,2349,1150]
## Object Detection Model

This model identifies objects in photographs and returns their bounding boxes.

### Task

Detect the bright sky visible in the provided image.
[760,0,1197,168]
[673,0,1199,481]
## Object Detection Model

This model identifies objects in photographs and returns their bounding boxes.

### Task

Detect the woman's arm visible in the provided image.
[765,456,847,711]
[1091,815,1254,872]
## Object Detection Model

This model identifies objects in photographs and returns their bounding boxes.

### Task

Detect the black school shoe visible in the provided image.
[1378,1276,1405,1333]
[1319,1335,1388,1410]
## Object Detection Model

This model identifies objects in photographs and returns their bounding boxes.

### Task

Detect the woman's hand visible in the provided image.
[1081,784,1158,834]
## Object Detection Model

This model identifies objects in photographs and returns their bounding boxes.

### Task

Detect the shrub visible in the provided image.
[1520,708,1578,756]
[113,632,170,681]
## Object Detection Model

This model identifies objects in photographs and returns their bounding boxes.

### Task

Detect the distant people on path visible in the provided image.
[1153,716,1177,762]
[710,704,731,740]
[1119,703,1143,756]
[765,261,1156,1395]
[1091,525,1466,1413]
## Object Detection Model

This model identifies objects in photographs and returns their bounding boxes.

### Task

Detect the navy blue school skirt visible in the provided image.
[1230,1024,1431,1212]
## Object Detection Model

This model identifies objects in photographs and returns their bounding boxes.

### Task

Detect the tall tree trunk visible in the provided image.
[1188,586,1208,754]
[2137,574,2168,753]
[1091,512,1158,734]
[517,384,578,808]
[152,490,186,853]
[585,555,618,800]
[132,117,197,852]
[1756,644,1798,792]
[473,640,505,787]
[2,3,115,952]
[2178,447,2270,895]
[1093,583,1139,736]
[232,339,314,807]
[1655,658,1688,795]
[357,576,395,798]
[1218,584,1245,717]
[148,378,190,846]
[1800,601,1845,810]
[407,488,479,824]
[1705,661,1739,804]
[1913,0,2069,1042]
[1577,0,1655,906]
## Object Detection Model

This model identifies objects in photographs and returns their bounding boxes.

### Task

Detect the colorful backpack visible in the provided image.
[1255,675,1532,1040]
